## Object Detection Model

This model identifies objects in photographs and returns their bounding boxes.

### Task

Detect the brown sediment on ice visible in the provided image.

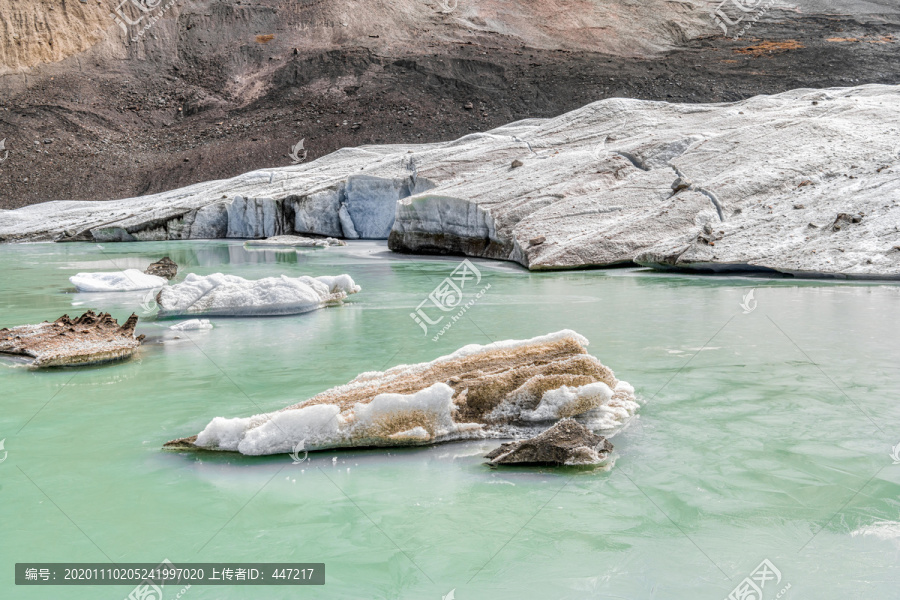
[0,311,145,367]
[291,334,616,422]
[164,330,638,455]
[485,418,614,466]
[144,257,178,280]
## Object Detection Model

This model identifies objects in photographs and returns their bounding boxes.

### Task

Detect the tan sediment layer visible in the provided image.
[164,331,637,452]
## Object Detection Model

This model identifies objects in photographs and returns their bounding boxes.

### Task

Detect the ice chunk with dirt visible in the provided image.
[156,273,360,317]
[169,319,214,331]
[69,269,167,292]
[164,330,637,455]
[0,311,144,367]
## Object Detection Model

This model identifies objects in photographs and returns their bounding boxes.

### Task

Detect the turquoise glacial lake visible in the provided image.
[1,240,898,599]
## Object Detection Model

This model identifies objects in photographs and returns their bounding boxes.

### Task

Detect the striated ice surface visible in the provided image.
[69,269,167,292]
[6,85,899,277]
[157,273,360,317]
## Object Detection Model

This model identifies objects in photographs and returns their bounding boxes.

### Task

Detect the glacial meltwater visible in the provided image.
[1,241,899,599]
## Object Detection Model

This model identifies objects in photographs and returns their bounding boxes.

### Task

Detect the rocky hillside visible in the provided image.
[0,0,899,208]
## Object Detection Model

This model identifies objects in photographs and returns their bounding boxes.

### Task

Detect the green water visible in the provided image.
[1,240,899,600]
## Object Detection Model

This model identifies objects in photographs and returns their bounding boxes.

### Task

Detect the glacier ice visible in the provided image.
[156,272,361,317]
[169,319,214,331]
[164,330,638,455]
[69,269,167,292]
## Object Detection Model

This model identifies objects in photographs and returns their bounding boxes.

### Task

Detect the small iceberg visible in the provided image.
[169,319,213,331]
[244,235,346,248]
[164,330,638,455]
[69,269,167,292]
[157,273,360,317]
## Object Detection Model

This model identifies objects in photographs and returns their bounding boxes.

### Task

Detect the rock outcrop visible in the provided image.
[156,273,360,317]
[3,85,899,278]
[163,330,638,455]
[144,257,178,280]
[484,419,614,466]
[0,311,144,367]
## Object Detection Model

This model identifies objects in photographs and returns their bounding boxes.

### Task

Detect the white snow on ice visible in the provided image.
[69,269,167,292]
[169,319,214,331]
[157,272,360,317]
[195,382,483,455]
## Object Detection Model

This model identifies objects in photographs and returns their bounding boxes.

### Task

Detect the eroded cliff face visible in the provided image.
[1,0,898,210]
[0,0,114,74]
[0,0,712,76]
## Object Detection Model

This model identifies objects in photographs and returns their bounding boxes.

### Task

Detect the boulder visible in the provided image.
[163,330,638,455]
[0,311,144,367]
[484,419,614,466]
[144,257,178,280]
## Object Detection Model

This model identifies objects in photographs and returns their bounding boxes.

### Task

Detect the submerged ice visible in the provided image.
[164,330,639,455]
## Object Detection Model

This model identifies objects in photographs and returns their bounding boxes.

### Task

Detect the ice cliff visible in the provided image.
[2,85,899,278]
[163,330,638,455]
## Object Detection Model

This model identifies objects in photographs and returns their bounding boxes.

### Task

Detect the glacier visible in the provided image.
[2,85,899,278]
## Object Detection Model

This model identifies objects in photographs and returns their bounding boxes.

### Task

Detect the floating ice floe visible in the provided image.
[156,273,361,317]
[69,269,167,292]
[244,235,346,248]
[169,319,214,331]
[0,311,144,367]
[164,330,638,455]
[851,521,900,544]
